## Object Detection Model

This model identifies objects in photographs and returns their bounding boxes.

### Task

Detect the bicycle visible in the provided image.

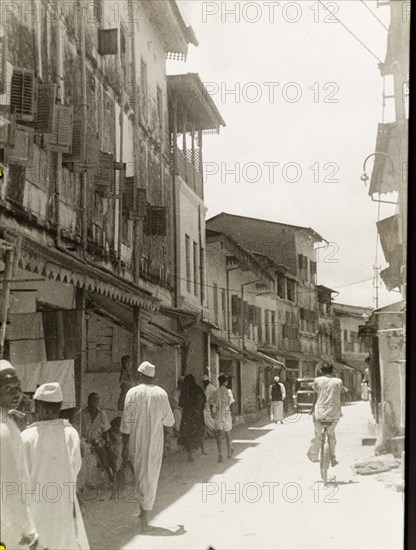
[320,421,335,484]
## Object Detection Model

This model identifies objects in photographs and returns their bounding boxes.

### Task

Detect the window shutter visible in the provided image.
[0,35,8,95]
[123,175,134,211]
[43,104,73,153]
[4,125,34,166]
[34,83,57,133]
[310,261,317,276]
[95,150,114,188]
[137,187,148,218]
[10,68,35,121]
[231,295,238,317]
[98,29,118,55]
[146,206,167,236]
[248,305,255,324]
[0,112,16,147]
[63,114,85,163]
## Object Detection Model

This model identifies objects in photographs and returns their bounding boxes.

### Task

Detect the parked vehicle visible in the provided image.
[293,378,315,412]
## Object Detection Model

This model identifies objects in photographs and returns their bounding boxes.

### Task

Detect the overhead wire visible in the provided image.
[317,0,383,63]
[359,0,389,31]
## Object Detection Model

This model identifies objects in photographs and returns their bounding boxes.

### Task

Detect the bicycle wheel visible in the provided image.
[320,440,331,484]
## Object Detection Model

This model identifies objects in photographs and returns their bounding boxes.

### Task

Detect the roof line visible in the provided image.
[207,212,326,242]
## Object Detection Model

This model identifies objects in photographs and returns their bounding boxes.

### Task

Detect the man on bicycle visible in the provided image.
[307,363,344,467]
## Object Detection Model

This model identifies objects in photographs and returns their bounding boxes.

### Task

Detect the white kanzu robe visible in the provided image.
[1,412,38,549]
[121,384,175,511]
[21,419,89,550]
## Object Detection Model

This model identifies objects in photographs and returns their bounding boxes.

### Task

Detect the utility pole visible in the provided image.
[373,265,381,309]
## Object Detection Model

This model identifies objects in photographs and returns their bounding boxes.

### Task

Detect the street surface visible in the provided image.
[83,402,404,550]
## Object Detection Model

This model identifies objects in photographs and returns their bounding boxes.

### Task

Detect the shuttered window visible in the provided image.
[0,112,16,147]
[95,150,114,188]
[35,83,57,133]
[98,29,118,55]
[4,125,34,166]
[10,68,35,121]
[146,206,167,236]
[42,104,73,153]
[0,35,8,95]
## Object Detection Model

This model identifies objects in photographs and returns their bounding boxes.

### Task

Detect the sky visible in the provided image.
[168,0,404,308]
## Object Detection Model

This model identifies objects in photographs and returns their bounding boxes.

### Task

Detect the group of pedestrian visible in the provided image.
[1,359,89,549]
[1,354,240,544]
[174,372,236,463]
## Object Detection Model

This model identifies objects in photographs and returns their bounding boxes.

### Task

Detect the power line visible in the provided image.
[360,0,389,32]
[296,19,380,103]
[317,0,383,63]
[332,277,373,289]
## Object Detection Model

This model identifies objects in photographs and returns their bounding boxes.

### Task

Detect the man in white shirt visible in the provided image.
[22,382,89,550]
[210,374,234,462]
[307,363,344,466]
[0,360,43,550]
[121,361,174,530]
[202,374,216,437]
[269,375,286,424]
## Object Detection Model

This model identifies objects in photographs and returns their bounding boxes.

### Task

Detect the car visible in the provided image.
[293,378,315,413]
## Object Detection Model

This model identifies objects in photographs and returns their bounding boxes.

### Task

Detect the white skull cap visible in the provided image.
[34,382,63,403]
[137,361,155,378]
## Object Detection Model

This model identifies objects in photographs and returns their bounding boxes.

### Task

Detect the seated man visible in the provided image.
[78,392,113,481]
[307,363,344,467]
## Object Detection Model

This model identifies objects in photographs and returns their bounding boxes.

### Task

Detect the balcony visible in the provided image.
[174,147,203,199]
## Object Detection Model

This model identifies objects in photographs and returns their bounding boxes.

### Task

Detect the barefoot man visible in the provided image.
[121,361,174,529]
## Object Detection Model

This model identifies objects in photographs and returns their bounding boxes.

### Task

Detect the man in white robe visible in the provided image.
[202,375,216,437]
[0,360,43,550]
[21,382,89,550]
[121,361,174,529]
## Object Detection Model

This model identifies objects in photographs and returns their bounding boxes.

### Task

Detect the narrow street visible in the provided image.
[83,402,403,550]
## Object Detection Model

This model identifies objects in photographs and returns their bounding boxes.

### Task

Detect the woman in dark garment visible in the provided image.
[179,374,208,461]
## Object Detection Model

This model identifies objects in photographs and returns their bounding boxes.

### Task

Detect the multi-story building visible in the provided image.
[333,303,372,399]
[206,213,326,388]
[205,229,283,419]
[360,0,408,453]
[0,0,202,414]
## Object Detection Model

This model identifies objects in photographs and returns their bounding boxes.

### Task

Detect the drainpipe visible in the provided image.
[54,15,64,246]
[79,0,88,253]
[171,95,179,307]
[128,0,141,283]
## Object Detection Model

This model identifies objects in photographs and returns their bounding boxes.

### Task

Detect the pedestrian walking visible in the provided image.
[172,376,184,435]
[269,376,286,424]
[21,382,89,550]
[121,361,174,530]
[178,373,207,461]
[210,374,234,462]
[202,374,216,437]
[0,360,45,550]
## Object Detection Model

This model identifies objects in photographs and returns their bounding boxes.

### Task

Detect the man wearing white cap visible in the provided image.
[0,359,44,549]
[21,382,90,549]
[202,375,216,437]
[269,375,286,424]
[121,361,174,529]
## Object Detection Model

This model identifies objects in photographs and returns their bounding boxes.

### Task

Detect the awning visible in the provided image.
[19,236,159,311]
[369,121,408,196]
[287,351,322,363]
[333,361,355,373]
[342,358,368,374]
[210,335,245,360]
[257,352,285,369]
[88,293,185,347]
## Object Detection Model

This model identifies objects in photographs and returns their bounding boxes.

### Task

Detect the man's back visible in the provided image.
[313,376,343,421]
[121,384,174,443]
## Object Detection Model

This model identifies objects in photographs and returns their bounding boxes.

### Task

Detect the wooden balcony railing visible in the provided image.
[174,147,203,198]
